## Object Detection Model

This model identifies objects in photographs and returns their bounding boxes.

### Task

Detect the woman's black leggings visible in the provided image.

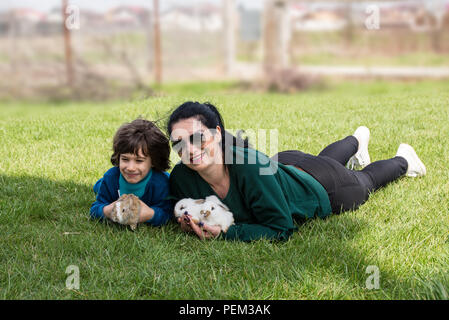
[272,136,408,213]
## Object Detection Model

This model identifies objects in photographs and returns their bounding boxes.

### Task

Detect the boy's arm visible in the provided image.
[90,175,118,220]
[146,199,172,226]
[138,202,155,222]
[102,202,116,219]
[142,177,173,227]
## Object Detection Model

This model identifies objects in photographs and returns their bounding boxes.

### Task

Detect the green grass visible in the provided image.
[1,80,448,299]
[293,51,449,67]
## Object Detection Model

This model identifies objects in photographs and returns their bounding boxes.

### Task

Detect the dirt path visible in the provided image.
[232,62,449,80]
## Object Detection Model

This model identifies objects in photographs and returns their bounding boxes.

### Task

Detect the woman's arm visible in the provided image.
[221,223,291,242]
[181,215,287,242]
[169,159,296,242]
[226,154,298,242]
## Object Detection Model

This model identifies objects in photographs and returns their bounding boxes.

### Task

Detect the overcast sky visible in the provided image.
[0,0,264,13]
[0,0,446,13]
[0,0,215,12]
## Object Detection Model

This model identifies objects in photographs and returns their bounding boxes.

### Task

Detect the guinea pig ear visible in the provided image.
[205,195,222,203]
[194,199,205,204]
[120,194,128,201]
[217,203,230,211]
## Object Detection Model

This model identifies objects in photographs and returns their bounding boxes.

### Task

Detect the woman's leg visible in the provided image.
[274,135,410,213]
[272,150,313,167]
[355,156,408,193]
[319,126,371,170]
[324,156,408,213]
[318,136,359,166]
[277,127,367,167]
[278,152,408,213]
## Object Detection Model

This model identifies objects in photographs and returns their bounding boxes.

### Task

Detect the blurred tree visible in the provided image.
[263,0,290,73]
[62,0,74,86]
[153,0,162,84]
[223,0,236,75]
[343,1,354,45]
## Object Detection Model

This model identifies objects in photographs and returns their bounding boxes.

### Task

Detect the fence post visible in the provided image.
[62,0,74,87]
[153,0,162,84]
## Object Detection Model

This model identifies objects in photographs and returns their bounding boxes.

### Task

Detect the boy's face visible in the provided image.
[119,149,152,184]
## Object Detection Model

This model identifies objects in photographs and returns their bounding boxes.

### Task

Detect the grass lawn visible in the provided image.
[0,80,448,299]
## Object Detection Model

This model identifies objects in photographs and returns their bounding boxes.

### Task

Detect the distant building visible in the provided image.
[105,6,150,29]
[161,4,222,32]
[0,12,9,36]
[290,3,347,31]
[36,8,62,35]
[289,0,447,32]
[6,8,47,36]
[377,3,420,29]
[79,10,106,32]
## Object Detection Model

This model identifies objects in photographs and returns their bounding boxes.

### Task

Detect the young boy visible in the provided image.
[90,118,172,227]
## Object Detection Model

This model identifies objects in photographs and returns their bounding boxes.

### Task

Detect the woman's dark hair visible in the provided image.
[111,118,170,171]
[167,101,250,161]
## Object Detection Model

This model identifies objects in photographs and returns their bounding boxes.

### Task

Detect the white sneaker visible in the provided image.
[347,126,371,170]
[396,143,426,177]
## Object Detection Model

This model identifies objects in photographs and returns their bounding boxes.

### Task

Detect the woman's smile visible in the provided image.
[190,151,206,164]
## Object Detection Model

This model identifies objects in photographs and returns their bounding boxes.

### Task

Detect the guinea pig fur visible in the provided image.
[201,195,234,232]
[174,198,204,224]
[111,194,141,230]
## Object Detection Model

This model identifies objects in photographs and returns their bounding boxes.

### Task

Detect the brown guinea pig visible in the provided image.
[110,194,141,230]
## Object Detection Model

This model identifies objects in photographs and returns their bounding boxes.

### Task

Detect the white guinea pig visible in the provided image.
[200,195,234,232]
[174,198,204,224]
[174,196,235,232]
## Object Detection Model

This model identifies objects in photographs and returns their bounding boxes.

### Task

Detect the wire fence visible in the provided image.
[1,0,449,100]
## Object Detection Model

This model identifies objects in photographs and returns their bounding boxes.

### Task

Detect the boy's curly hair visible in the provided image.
[111,118,170,171]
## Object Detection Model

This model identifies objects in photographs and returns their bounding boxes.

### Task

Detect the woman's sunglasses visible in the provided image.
[171,131,210,153]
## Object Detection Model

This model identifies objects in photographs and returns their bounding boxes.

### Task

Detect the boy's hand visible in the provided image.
[103,201,117,219]
[138,200,155,223]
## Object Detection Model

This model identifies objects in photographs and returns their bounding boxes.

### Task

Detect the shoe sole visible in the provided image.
[398,144,426,177]
[348,127,370,170]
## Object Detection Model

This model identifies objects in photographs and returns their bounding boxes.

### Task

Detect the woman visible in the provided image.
[167,102,426,242]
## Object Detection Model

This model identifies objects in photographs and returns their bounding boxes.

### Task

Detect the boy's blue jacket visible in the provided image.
[90,166,173,226]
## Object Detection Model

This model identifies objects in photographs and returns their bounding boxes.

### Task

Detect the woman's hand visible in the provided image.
[177,214,222,240]
[190,221,222,240]
[177,214,194,233]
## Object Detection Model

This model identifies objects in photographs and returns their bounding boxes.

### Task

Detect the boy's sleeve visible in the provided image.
[145,175,173,227]
[90,174,118,220]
